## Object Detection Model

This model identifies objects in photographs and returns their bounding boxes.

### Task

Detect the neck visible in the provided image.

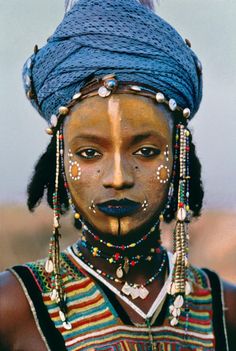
[75,220,166,286]
[80,219,162,257]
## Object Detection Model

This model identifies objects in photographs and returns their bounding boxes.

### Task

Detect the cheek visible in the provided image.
[156,164,171,184]
[140,159,172,208]
[65,160,100,202]
[69,160,81,181]
[67,149,81,181]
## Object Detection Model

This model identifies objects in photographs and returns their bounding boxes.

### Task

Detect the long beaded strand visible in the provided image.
[45,130,72,330]
[167,123,192,326]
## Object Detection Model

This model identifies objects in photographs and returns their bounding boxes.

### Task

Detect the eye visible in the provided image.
[133,147,161,158]
[76,148,102,159]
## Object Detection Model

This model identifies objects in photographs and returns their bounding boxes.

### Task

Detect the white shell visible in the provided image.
[170,317,179,326]
[98,86,111,97]
[183,108,191,118]
[169,304,175,314]
[172,307,181,317]
[45,259,54,273]
[139,286,149,300]
[63,321,72,330]
[174,295,184,308]
[166,281,172,294]
[50,289,58,301]
[50,114,58,127]
[185,281,192,295]
[73,92,82,100]
[130,85,141,92]
[54,217,59,228]
[59,310,66,322]
[116,266,124,279]
[155,92,165,103]
[167,282,176,295]
[177,207,187,221]
[169,98,177,111]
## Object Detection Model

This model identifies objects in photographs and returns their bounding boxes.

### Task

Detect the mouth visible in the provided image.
[97,198,141,218]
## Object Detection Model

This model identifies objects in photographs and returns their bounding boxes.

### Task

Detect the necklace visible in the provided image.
[73,244,167,300]
[68,246,173,319]
[80,239,163,278]
[81,220,160,250]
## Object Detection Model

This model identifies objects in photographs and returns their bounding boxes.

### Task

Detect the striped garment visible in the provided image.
[14,247,217,351]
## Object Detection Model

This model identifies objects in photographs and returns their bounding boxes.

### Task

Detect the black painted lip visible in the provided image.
[97,198,141,217]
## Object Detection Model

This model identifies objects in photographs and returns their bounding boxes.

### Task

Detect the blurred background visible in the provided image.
[0,1,235,282]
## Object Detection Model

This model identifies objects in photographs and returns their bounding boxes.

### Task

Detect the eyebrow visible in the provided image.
[131,131,166,144]
[70,131,166,145]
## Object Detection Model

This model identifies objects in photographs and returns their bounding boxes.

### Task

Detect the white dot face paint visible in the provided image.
[164,145,170,162]
[68,149,81,181]
[157,164,170,184]
[141,200,149,212]
[89,200,96,214]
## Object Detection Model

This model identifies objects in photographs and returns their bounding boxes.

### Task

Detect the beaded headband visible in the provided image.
[45,73,191,136]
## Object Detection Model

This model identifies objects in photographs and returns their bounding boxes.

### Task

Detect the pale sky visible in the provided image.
[0,0,236,209]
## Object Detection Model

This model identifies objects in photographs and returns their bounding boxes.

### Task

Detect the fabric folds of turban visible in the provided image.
[23,0,203,122]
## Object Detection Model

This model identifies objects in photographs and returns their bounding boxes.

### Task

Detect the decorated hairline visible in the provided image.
[45,73,191,135]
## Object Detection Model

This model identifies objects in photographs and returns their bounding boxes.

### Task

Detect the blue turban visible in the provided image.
[23,0,202,122]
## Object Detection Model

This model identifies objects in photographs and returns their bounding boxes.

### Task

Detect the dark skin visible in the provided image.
[0,95,236,350]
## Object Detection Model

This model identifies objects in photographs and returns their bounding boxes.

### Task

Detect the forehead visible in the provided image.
[64,94,171,142]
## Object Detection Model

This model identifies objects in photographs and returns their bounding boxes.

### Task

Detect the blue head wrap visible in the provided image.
[23,0,202,122]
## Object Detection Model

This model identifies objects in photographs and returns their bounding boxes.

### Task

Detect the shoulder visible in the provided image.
[223,280,236,349]
[0,269,31,321]
[0,270,33,349]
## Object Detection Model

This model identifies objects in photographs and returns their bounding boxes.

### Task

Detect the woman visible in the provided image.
[0,0,235,350]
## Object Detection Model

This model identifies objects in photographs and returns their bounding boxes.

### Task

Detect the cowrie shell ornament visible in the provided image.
[45,259,54,273]
[170,317,179,326]
[98,86,111,97]
[174,295,184,308]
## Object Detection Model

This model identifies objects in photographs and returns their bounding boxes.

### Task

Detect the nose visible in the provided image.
[102,153,134,190]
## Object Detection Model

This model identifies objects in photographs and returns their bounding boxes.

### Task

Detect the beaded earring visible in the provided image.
[166,122,192,326]
[44,130,72,330]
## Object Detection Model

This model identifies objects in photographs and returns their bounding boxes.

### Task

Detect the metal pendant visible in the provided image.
[130,285,140,300]
[123,257,129,274]
[139,285,149,300]
[121,282,131,296]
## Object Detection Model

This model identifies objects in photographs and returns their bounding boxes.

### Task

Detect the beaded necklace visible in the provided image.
[74,244,167,300]
[80,238,163,278]
[81,221,160,250]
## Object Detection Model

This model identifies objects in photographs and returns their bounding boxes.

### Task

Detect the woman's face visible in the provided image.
[63,94,173,237]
